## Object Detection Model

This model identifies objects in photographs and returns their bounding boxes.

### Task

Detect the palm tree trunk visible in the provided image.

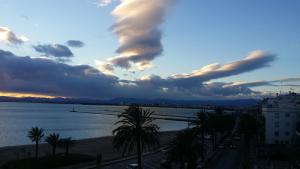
[35,142,38,160]
[137,135,142,169]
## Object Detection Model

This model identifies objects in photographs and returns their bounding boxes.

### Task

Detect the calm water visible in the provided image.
[0,102,199,147]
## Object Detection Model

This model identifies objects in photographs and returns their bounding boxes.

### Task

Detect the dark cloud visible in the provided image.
[110,30,163,69]
[33,44,74,58]
[0,50,278,99]
[66,40,85,48]
[0,49,117,99]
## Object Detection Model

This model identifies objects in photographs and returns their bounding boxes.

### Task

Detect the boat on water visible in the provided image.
[70,104,77,112]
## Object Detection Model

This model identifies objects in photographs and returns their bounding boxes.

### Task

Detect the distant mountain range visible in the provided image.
[0,96,259,107]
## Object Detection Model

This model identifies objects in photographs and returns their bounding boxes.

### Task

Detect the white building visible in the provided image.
[262,92,300,144]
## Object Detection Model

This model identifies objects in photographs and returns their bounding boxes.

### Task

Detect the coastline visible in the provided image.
[0,130,178,165]
[0,100,207,109]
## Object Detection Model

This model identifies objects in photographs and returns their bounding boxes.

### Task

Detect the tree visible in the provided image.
[191,111,208,160]
[27,126,44,159]
[113,105,160,169]
[214,106,224,115]
[192,111,236,151]
[45,133,60,157]
[59,137,74,156]
[238,114,258,145]
[167,129,203,169]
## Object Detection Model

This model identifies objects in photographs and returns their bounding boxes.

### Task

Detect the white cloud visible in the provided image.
[97,0,113,7]
[223,77,300,88]
[100,0,174,72]
[0,27,29,45]
[95,60,115,75]
[171,50,276,82]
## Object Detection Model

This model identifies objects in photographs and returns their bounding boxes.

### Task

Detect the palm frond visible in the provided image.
[112,105,160,156]
[27,126,44,143]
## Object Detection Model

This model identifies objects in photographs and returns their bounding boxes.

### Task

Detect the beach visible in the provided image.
[0,131,178,165]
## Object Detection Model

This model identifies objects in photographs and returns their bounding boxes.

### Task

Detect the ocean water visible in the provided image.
[0,102,199,147]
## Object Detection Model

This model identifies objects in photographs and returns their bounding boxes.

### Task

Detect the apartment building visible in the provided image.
[262,92,300,144]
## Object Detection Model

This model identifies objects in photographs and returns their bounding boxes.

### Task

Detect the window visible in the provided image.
[285,132,290,136]
[274,131,279,136]
[285,122,290,127]
[285,113,290,118]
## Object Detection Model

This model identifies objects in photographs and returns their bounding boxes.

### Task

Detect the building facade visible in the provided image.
[262,92,300,144]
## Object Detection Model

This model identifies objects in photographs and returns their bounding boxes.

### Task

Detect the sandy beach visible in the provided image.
[0,131,178,165]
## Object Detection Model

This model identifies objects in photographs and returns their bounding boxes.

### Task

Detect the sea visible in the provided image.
[0,102,200,147]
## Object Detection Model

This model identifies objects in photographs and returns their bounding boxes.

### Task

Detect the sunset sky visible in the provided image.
[0,0,299,99]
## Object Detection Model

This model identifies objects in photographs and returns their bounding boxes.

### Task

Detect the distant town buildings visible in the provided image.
[262,92,300,144]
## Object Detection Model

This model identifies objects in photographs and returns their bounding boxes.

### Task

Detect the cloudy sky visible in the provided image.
[0,0,299,100]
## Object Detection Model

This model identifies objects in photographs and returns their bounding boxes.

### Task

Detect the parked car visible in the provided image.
[126,164,139,169]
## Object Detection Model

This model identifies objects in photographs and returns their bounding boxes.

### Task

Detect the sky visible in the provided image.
[0,0,299,100]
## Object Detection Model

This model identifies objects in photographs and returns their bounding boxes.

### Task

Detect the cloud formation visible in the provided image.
[133,51,276,89]
[0,49,278,99]
[33,44,74,59]
[224,77,300,88]
[0,49,117,98]
[100,0,174,72]
[0,27,29,45]
[66,40,85,48]
[97,0,113,6]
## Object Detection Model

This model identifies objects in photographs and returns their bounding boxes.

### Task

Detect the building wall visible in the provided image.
[263,93,300,144]
[264,108,298,144]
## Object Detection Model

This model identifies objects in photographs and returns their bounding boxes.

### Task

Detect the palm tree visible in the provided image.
[167,129,203,169]
[113,105,160,169]
[45,133,60,157]
[191,111,208,161]
[59,137,74,156]
[238,114,258,145]
[28,126,44,159]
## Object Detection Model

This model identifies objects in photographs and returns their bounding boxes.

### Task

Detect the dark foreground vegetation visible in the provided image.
[1,154,95,169]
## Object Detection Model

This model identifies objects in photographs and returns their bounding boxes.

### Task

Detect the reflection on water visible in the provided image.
[0,102,199,147]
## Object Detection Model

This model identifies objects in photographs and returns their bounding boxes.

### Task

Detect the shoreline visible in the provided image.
[0,101,208,109]
[0,130,178,165]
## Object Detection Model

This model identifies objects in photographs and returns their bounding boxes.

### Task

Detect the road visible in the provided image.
[98,148,241,169]
[101,151,167,169]
[207,149,242,169]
